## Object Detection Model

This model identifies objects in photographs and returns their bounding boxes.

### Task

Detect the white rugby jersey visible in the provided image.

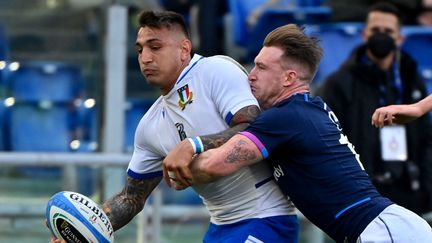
[127,54,295,224]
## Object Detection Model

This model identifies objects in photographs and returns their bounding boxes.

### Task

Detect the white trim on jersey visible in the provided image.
[245,235,264,243]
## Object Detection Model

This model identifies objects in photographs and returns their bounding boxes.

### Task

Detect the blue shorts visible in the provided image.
[203,215,299,243]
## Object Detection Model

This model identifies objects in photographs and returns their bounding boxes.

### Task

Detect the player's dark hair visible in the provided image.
[367,2,403,26]
[263,24,323,80]
[138,10,190,39]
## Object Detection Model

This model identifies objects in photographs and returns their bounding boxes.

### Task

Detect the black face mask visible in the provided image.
[366,32,396,59]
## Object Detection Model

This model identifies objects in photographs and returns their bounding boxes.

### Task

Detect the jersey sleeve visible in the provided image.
[205,56,259,125]
[126,116,164,180]
[243,108,299,158]
[127,143,163,179]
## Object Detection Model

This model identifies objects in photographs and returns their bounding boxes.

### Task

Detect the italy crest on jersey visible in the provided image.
[177,84,193,110]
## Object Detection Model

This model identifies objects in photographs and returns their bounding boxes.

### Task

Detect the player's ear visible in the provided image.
[283,69,297,86]
[180,39,192,61]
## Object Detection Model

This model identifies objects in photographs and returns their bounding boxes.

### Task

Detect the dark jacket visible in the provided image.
[317,44,432,214]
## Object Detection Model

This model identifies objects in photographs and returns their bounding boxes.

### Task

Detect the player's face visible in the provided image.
[363,11,403,46]
[249,46,287,109]
[135,26,191,95]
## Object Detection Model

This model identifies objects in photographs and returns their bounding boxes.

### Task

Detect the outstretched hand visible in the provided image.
[371,104,422,128]
[163,139,195,189]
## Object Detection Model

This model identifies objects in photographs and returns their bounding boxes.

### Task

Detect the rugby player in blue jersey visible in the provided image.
[164,23,432,243]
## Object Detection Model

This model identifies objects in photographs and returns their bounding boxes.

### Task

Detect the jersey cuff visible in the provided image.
[225,111,234,125]
[238,131,269,158]
[127,169,163,180]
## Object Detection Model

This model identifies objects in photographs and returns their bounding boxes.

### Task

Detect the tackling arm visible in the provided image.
[190,133,264,183]
[201,105,261,150]
[162,105,260,186]
[102,175,161,231]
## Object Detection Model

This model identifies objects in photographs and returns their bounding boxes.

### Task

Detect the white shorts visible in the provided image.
[358,204,432,243]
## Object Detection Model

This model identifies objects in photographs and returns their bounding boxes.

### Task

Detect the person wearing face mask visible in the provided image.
[318,2,432,216]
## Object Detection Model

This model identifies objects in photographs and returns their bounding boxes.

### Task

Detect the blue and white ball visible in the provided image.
[46,191,114,243]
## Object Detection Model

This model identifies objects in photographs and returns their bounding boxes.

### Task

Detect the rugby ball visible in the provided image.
[46,191,114,243]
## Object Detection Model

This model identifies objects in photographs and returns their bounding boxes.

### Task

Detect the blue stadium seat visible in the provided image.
[68,99,99,195]
[71,97,155,153]
[247,7,331,60]
[8,102,73,152]
[307,22,364,87]
[228,0,264,47]
[124,98,154,152]
[6,61,84,102]
[228,0,331,61]
[401,26,432,68]
[297,0,325,7]
[6,102,75,177]
[73,99,99,152]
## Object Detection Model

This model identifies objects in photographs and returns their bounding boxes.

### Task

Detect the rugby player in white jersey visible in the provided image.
[51,10,298,243]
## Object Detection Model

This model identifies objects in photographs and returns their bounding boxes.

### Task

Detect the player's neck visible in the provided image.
[160,57,192,95]
[272,84,309,106]
[285,84,310,98]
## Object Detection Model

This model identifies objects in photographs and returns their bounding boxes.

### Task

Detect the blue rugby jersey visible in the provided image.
[241,93,393,242]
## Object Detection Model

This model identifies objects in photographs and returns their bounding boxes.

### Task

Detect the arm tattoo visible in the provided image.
[226,139,258,164]
[102,176,161,231]
[201,105,260,150]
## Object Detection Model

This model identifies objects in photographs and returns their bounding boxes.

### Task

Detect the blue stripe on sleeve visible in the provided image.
[127,169,163,180]
[239,131,269,158]
[225,111,234,125]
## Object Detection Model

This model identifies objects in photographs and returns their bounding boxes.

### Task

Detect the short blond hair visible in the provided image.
[264,24,323,80]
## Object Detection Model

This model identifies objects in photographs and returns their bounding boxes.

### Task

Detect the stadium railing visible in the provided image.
[0,152,329,243]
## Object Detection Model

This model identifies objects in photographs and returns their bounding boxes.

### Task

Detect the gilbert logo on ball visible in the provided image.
[46,191,114,243]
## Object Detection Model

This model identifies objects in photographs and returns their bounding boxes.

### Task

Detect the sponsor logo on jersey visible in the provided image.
[273,165,284,181]
[177,84,193,110]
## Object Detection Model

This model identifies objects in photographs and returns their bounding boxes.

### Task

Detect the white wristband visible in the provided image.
[187,136,204,154]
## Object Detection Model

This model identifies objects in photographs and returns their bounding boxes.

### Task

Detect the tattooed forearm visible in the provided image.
[228,105,261,126]
[200,105,260,150]
[102,176,161,231]
[200,124,247,150]
[226,139,258,164]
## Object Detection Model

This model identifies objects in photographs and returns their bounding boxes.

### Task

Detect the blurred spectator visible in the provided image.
[318,2,432,215]
[325,0,421,25]
[417,0,432,25]
[194,0,227,56]
[247,0,296,28]
[160,0,227,56]
[159,0,194,17]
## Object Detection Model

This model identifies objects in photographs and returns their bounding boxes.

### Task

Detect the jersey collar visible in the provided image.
[164,54,204,98]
